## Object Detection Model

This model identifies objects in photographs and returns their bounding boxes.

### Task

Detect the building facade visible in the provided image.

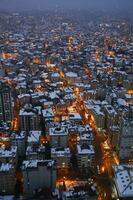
[0,82,13,124]
[0,163,16,194]
[119,119,133,161]
[22,160,56,197]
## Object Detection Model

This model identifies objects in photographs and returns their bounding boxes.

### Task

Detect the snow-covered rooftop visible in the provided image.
[0,163,14,172]
[113,165,133,198]
[0,146,17,158]
[22,159,55,169]
[51,147,70,157]
[77,144,95,155]
[49,126,68,136]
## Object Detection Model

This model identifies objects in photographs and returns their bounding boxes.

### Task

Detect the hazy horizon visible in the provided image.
[0,0,133,12]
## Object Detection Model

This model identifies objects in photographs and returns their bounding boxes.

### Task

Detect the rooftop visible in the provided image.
[49,126,68,136]
[28,131,41,143]
[0,146,17,158]
[42,108,54,118]
[0,163,14,172]
[22,159,55,170]
[66,72,78,78]
[77,144,95,155]
[51,147,70,157]
[113,165,133,198]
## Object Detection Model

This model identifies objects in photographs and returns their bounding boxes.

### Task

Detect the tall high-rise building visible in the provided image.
[0,82,13,124]
[0,163,16,194]
[22,160,56,197]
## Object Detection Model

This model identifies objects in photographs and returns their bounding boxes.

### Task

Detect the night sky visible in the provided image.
[0,0,133,11]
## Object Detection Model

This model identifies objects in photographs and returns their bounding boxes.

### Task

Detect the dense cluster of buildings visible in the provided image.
[0,11,132,200]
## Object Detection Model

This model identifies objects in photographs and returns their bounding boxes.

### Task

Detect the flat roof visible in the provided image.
[113,165,133,198]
